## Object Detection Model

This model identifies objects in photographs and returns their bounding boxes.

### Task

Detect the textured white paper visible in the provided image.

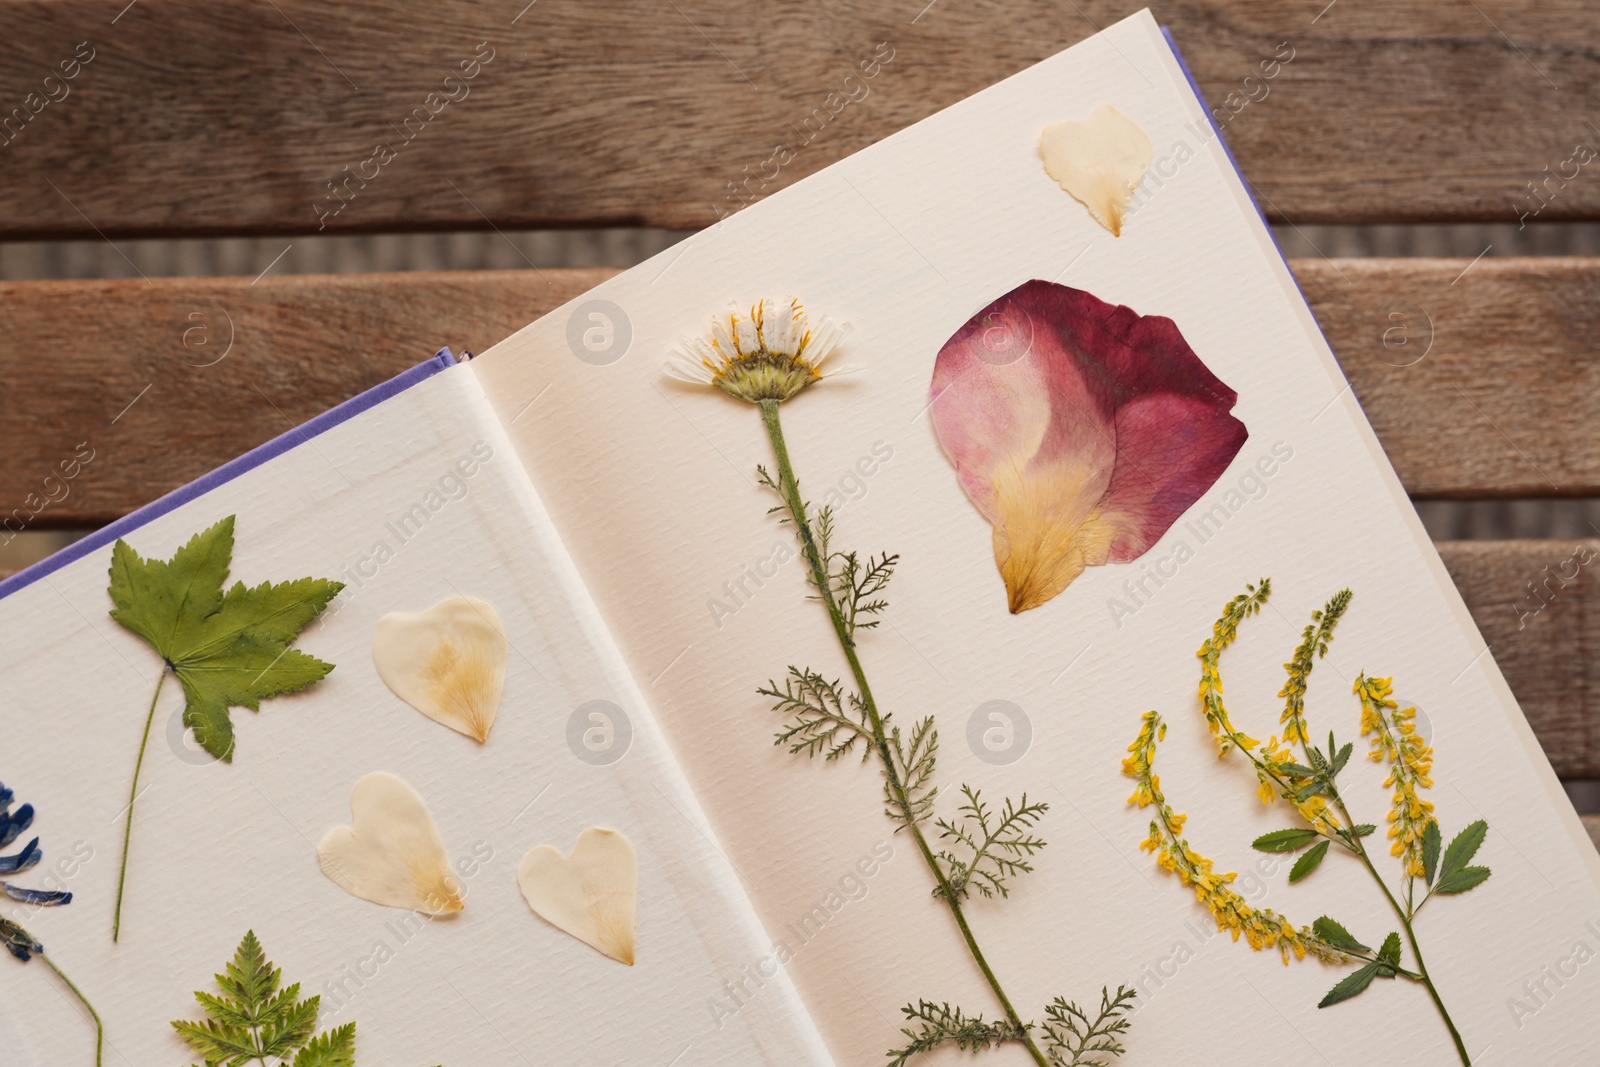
[471,10,1600,1064]
[0,366,831,1065]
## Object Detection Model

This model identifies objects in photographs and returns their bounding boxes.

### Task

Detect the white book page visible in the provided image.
[471,10,1600,1064]
[0,364,831,1065]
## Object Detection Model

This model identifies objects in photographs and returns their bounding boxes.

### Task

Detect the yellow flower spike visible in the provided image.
[1121,705,1344,970]
[1132,583,1486,1063]
[1356,672,1437,878]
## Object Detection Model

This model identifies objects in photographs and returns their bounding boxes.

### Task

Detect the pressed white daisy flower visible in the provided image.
[664,297,846,403]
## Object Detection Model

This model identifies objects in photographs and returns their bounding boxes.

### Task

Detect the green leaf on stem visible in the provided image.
[886,716,939,828]
[109,516,343,761]
[1295,781,1328,802]
[1377,931,1403,973]
[1039,986,1137,1067]
[934,786,1047,900]
[1319,962,1381,1007]
[1421,820,1442,884]
[1289,840,1330,883]
[171,930,326,1063]
[764,667,873,762]
[1439,820,1488,882]
[1434,866,1492,894]
[1312,916,1369,953]
[886,1000,1019,1066]
[1331,741,1353,778]
[1252,828,1320,853]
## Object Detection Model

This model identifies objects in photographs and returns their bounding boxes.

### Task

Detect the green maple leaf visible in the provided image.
[107,516,343,941]
[173,930,346,1067]
[109,515,344,761]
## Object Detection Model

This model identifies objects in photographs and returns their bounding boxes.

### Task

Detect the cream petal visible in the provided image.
[733,309,762,356]
[710,313,739,359]
[803,314,846,369]
[664,356,714,385]
[764,298,800,357]
[517,827,637,966]
[372,596,506,743]
[318,772,463,915]
[1039,104,1153,237]
[664,337,720,385]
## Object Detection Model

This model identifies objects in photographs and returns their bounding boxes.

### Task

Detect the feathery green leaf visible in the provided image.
[172,931,326,1066]
[886,716,939,828]
[764,667,873,762]
[934,786,1048,900]
[886,1001,1021,1066]
[1039,986,1136,1066]
[291,1022,357,1067]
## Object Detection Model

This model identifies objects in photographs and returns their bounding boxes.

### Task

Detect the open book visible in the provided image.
[4,12,1596,1066]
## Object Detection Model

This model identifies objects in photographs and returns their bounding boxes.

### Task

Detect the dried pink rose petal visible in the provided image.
[931,280,1247,613]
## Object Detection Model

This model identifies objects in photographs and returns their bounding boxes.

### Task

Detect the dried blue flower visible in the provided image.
[3,882,72,907]
[0,791,34,848]
[0,778,102,1064]
[0,915,45,961]
[0,836,41,874]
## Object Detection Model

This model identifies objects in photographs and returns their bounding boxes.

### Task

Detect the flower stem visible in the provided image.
[1332,795,1470,1066]
[41,951,104,1066]
[757,400,1051,1067]
[113,670,167,943]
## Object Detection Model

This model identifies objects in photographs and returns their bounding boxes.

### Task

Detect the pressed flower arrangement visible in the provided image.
[1123,580,1490,1065]
[0,779,103,1065]
[930,280,1247,614]
[667,298,1134,1066]
[107,516,343,941]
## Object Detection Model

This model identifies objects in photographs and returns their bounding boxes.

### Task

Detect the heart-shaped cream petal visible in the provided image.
[1039,104,1153,236]
[373,596,506,742]
[318,772,464,915]
[518,828,636,965]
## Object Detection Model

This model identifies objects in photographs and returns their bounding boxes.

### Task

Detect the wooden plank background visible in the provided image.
[0,0,1594,238]
[1297,257,1600,498]
[1440,539,1600,779]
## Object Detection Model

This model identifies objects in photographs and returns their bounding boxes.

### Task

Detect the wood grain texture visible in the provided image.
[0,269,608,529]
[1437,539,1600,779]
[0,1,1593,238]
[1299,257,1600,498]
